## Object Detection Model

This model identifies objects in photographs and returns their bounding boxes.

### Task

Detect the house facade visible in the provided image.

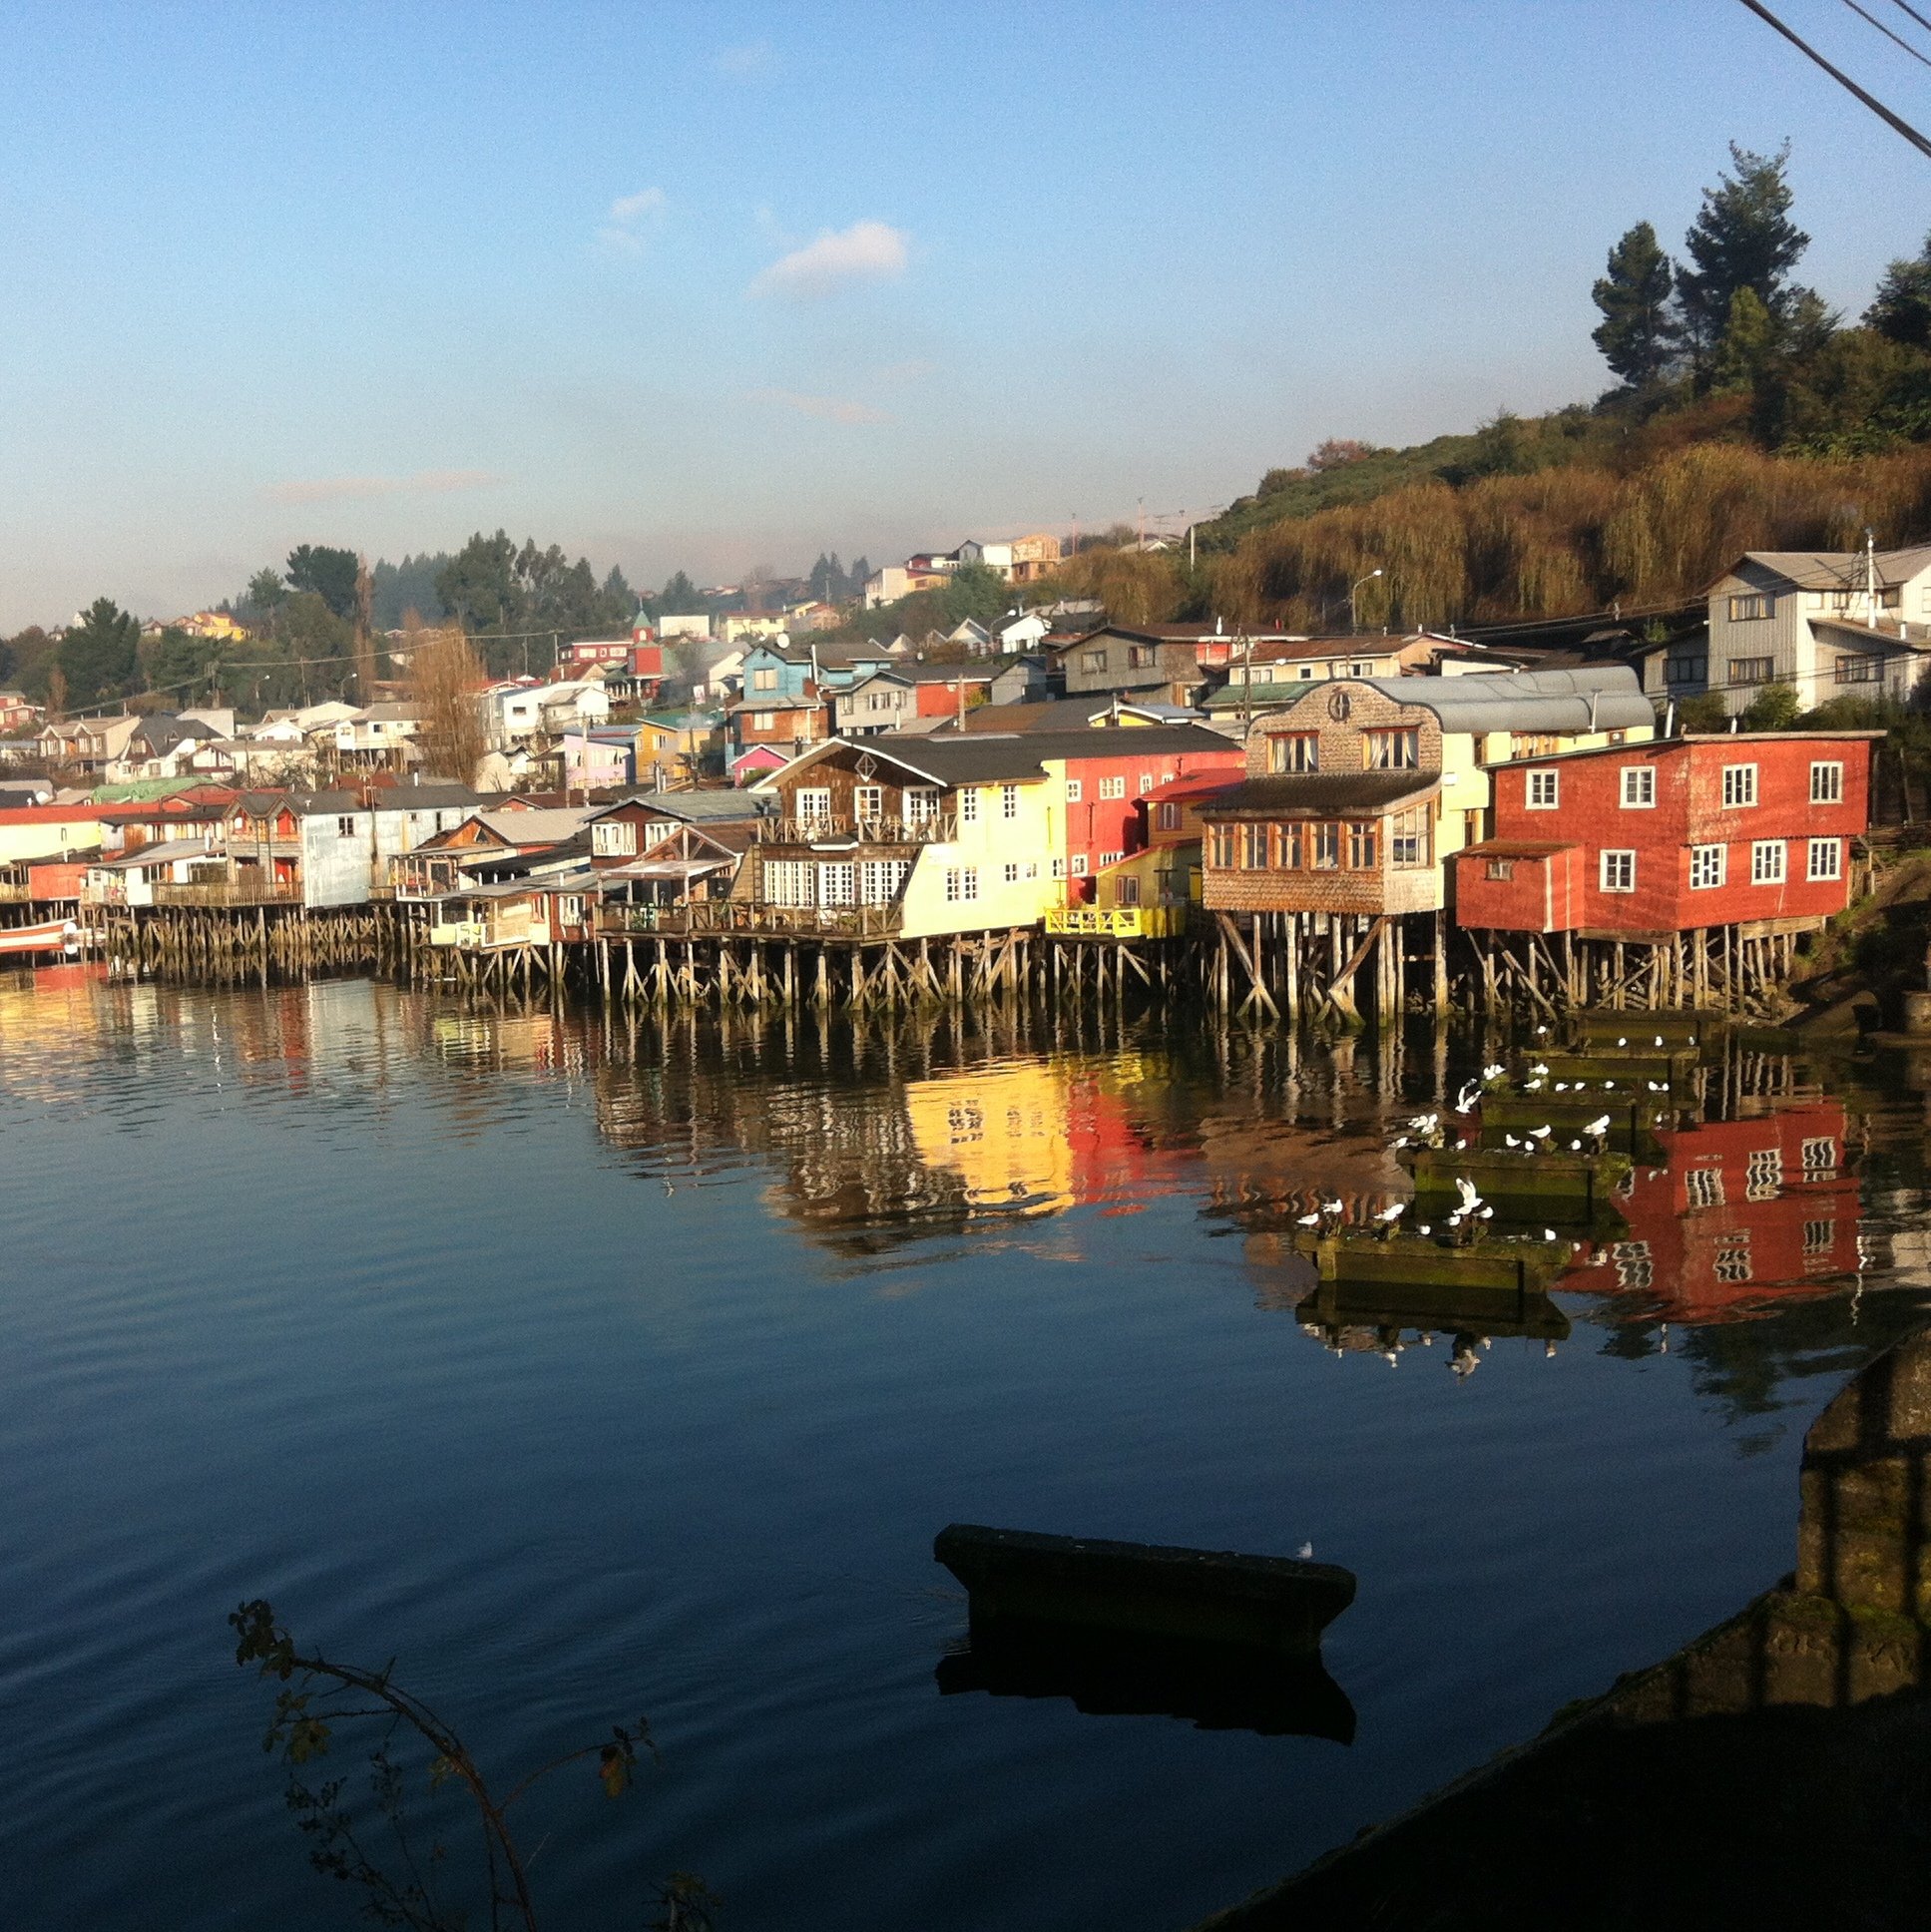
[1200,667,1658,920]
[832,671,917,736]
[1451,731,1878,936]
[1652,546,1931,715]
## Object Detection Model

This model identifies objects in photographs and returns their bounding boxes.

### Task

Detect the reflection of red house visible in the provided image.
[1583,1100,1861,1323]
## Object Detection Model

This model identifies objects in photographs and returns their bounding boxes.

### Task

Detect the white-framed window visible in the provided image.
[1051,856,1065,878]
[1727,593,1772,622]
[1690,844,1726,889]
[795,786,832,826]
[1810,760,1843,804]
[1620,766,1655,808]
[854,784,882,822]
[1157,802,1182,831]
[336,815,358,838]
[1138,772,1155,794]
[1024,862,1038,879]
[905,787,938,824]
[751,711,774,731]
[1801,1136,1838,1173]
[1000,783,1019,820]
[1751,839,1785,884]
[959,787,980,824]
[944,866,978,902]
[1721,763,1757,807]
[1600,849,1636,892]
[1070,853,1089,876]
[817,861,857,906]
[1685,1166,1724,1208]
[1099,775,1126,800]
[1065,778,1084,803]
[1807,836,1843,881]
[591,820,638,856]
[1098,849,1123,866]
[763,858,815,906]
[752,667,778,691]
[1746,1148,1782,1201]
[1526,768,1559,809]
[1003,862,1020,883]
[860,858,908,904]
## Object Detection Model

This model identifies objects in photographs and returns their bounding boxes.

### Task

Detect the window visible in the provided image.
[1485,858,1516,881]
[1690,843,1726,889]
[1810,760,1843,804]
[1803,1219,1836,1258]
[336,815,357,838]
[752,667,778,691]
[1751,839,1786,884]
[1098,775,1127,800]
[1081,650,1106,672]
[1601,849,1636,892]
[944,866,979,902]
[1807,836,1843,881]
[751,711,775,731]
[1098,849,1124,866]
[1239,822,1269,869]
[1526,768,1560,809]
[1390,806,1431,867]
[905,787,939,823]
[1268,733,1319,774]
[1746,1148,1782,1201]
[1003,862,1020,883]
[1347,821,1377,869]
[1127,645,1156,669]
[1620,766,1655,808]
[1000,782,1019,819]
[1834,655,1881,685]
[1065,778,1084,803]
[1365,727,1419,770]
[1157,801,1182,831]
[1311,822,1340,870]
[1666,652,1707,687]
[763,858,814,906]
[1720,763,1757,807]
[1070,854,1089,876]
[817,861,857,906]
[592,820,639,856]
[1714,1238,1753,1284]
[1118,875,1141,906]
[1727,593,1772,622]
[1613,1240,1654,1291]
[1801,1136,1837,1174]
[1350,662,1370,676]
[1685,1166,1724,1208]
[1277,821,1303,868]
[854,784,883,823]
[1208,824,1235,868]
[1138,773,1155,794]
[960,787,980,824]
[796,786,832,826]
[1512,733,1560,760]
[1728,657,1773,685]
[1051,855,1067,878]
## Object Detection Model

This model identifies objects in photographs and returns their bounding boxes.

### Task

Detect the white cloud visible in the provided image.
[717,40,775,79]
[598,187,666,256]
[748,220,910,300]
[748,388,891,426]
[264,469,503,506]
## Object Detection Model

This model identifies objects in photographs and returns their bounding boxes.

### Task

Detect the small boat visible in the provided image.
[934,1522,1354,1655]
[0,918,79,958]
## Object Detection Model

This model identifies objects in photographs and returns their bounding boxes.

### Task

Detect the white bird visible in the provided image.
[1653,1035,1664,1047]
[1584,1114,1611,1138]
[1687,1035,1697,1047]
[1454,1136,1469,1150]
[1454,1081,1480,1115]
[1296,1542,1314,1560]
[1295,1211,1321,1226]
[1455,1177,1482,1213]
[1543,1227,1559,1241]
[1528,1125,1553,1142]
[1477,1206,1493,1219]
[1374,1203,1406,1223]
[1603,1080,1616,1089]
[1523,1078,1544,1092]
[1569,1139,1582,1151]
[1417,1223,1432,1236]
[1321,1199,1344,1216]
[1392,1134,1410,1149]
[1529,1062,1549,1076]
[1555,1081,1569,1092]
[1617,1036,1629,1047]
[1504,1134,1521,1148]
[1536,1024,1550,1035]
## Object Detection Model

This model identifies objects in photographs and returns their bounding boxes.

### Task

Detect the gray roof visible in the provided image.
[1200,773,1441,818]
[1262,667,1656,735]
[1731,546,1931,592]
[769,724,1241,788]
[595,788,774,824]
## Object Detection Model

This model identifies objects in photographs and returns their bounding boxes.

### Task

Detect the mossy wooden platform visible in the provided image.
[1479,1093,1663,1152]
[1400,1146,1632,1225]
[1569,1009,1710,1049]
[1296,1277,1573,1343]
[1289,1225,1571,1294]
[1521,1049,1693,1085]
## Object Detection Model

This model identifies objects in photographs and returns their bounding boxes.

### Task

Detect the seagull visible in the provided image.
[1536,1024,1550,1035]
[1321,1199,1345,1216]
[1543,1227,1559,1241]
[1617,1036,1629,1047]
[1454,1081,1480,1115]
[1569,1139,1582,1151]
[1528,1125,1553,1142]
[1455,1177,1482,1213]
[1555,1081,1569,1092]
[1295,1211,1321,1226]
[1584,1114,1611,1139]
[1392,1134,1410,1149]
[1529,1063,1549,1076]
[1296,1542,1314,1560]
[1504,1134,1521,1148]
[1416,1223,1432,1236]
[1374,1203,1407,1222]
[1653,1035,1664,1047]
[1523,1078,1544,1092]
[1454,1136,1469,1150]
[1477,1206,1493,1219]
[1603,1080,1616,1089]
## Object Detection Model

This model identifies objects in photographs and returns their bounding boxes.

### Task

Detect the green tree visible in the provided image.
[1678,143,1809,359]
[244,566,288,619]
[1592,221,1681,388]
[284,544,361,620]
[435,530,519,632]
[1710,287,1779,394]
[58,597,141,706]
[1866,234,1931,349]
[659,570,702,613]
[1741,680,1801,729]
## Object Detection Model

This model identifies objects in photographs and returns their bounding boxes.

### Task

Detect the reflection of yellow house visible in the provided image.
[903,1064,1077,1214]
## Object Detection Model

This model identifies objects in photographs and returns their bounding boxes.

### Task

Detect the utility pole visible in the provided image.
[1865,526,1880,632]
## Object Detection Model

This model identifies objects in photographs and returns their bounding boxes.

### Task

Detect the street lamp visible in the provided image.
[1349,569,1383,636]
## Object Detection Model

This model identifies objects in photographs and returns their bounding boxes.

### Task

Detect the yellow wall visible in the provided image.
[896,777,1066,938]
[0,817,106,866]
[902,1063,1075,1213]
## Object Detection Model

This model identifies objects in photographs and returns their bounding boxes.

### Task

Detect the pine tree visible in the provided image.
[1678,142,1809,359]
[1591,222,1681,389]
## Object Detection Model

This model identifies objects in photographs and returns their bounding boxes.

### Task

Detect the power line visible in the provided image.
[1734,0,1931,160]
[1842,0,1931,68]
[1891,0,1931,42]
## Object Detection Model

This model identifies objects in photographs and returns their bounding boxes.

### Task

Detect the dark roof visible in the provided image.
[1200,773,1441,818]
[592,788,774,824]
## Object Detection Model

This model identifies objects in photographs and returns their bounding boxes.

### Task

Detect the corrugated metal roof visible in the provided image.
[1200,773,1441,818]
[1735,546,1931,591]
[775,724,1240,787]
[1261,667,1656,734]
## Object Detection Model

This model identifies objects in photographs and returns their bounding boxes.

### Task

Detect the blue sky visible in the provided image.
[2,0,1927,628]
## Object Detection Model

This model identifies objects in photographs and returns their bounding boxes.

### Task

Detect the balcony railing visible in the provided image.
[153,879,304,908]
[753,814,955,845]
[0,883,27,903]
[689,901,904,938]
[597,903,698,936]
[1045,905,1184,939]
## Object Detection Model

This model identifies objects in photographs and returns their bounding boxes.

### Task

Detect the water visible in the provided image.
[3,969,1929,1930]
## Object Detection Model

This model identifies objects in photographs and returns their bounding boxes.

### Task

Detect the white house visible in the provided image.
[659,613,712,641]
[333,704,423,765]
[1652,545,1931,714]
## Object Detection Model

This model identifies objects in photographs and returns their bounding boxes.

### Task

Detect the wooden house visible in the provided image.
[1451,731,1879,940]
[584,788,774,867]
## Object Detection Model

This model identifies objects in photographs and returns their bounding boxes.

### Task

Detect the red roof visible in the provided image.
[1144,774,1244,804]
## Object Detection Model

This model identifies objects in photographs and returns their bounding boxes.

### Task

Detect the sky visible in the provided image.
[2,0,1928,629]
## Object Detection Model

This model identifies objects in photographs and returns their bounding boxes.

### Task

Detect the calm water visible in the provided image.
[4,969,1930,1930]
